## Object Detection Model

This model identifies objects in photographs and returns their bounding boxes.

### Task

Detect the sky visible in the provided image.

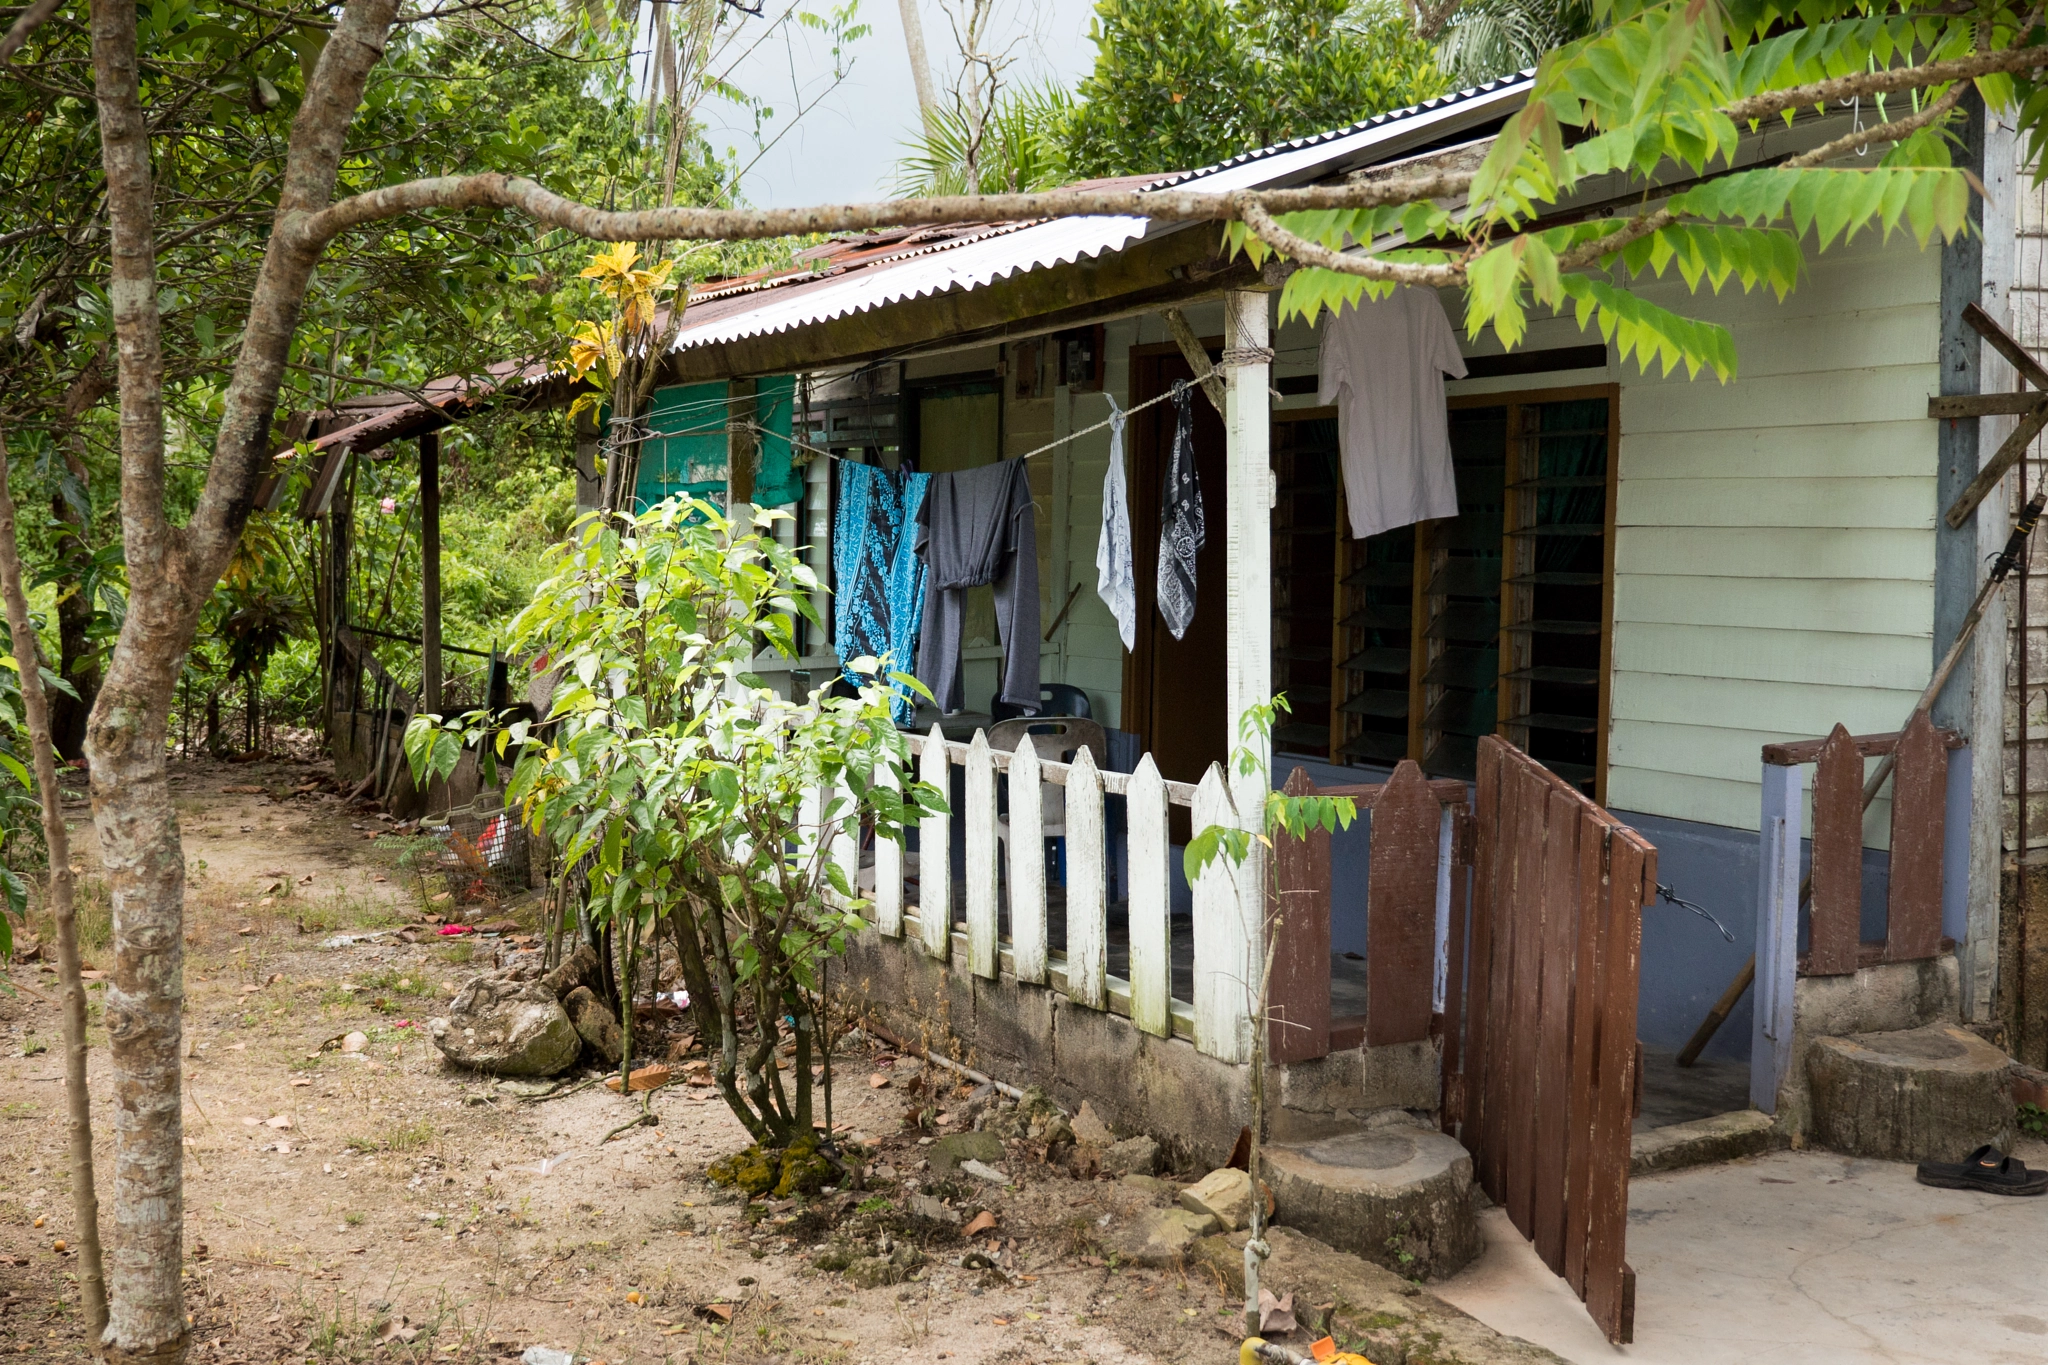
[698,0,1102,208]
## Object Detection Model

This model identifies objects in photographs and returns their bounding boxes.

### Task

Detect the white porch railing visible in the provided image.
[840,726,1268,1065]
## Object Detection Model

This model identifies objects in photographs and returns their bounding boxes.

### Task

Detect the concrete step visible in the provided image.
[1630,1108,1781,1177]
[1263,1117,1480,1281]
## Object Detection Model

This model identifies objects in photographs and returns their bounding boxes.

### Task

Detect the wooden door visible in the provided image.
[1124,350,1230,788]
[1443,734,1653,1345]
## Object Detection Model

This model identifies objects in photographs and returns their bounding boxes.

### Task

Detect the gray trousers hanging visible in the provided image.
[914,458,1041,713]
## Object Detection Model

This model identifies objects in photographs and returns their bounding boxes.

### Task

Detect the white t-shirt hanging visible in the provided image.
[1317,286,1469,540]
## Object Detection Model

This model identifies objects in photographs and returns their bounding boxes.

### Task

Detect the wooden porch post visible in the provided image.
[420,430,442,713]
[1222,289,1273,763]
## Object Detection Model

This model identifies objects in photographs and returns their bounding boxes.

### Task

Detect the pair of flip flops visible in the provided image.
[1915,1144,2048,1196]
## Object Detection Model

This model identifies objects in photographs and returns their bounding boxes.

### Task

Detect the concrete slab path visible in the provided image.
[1435,1144,2048,1364]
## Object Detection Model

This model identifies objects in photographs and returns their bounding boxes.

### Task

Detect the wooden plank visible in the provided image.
[964,730,998,979]
[830,778,860,909]
[1611,671,1934,739]
[1585,829,1648,1346]
[918,724,953,962]
[796,785,821,881]
[1884,710,1948,963]
[1807,723,1863,977]
[1964,300,2048,390]
[1469,736,1508,1196]
[1621,421,1941,482]
[1764,723,1965,767]
[1610,619,1935,691]
[1530,785,1584,1274]
[1007,737,1048,985]
[1612,528,1933,583]
[1504,757,1548,1234]
[1619,364,1937,435]
[1617,475,1936,532]
[1126,756,1174,1037]
[1269,766,1332,1065]
[1438,804,1475,1134]
[1490,757,1540,1227]
[1064,747,1109,1010]
[1192,764,1246,1063]
[1366,760,1439,1047]
[1563,796,1608,1296]
[874,760,904,938]
[1622,365,1937,437]
[1927,391,2048,419]
[1614,574,1933,637]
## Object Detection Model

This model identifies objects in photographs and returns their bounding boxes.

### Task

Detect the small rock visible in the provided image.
[339,1031,368,1054]
[1072,1100,1115,1150]
[1179,1167,1256,1232]
[928,1131,1005,1177]
[907,1194,958,1225]
[1102,1135,1160,1177]
[959,1159,1008,1185]
[1110,1206,1219,1267]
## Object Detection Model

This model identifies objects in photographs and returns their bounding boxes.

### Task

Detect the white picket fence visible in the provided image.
[815,726,1270,1066]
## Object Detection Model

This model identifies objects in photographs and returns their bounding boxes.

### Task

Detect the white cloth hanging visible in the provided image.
[1318,286,1469,540]
[1093,396,1137,651]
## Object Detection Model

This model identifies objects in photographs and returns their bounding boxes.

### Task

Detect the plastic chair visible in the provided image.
[991,682,1093,724]
[990,717,1108,883]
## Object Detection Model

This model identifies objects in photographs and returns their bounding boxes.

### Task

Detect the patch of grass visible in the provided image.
[2021,1101,2047,1138]
[353,967,432,997]
[342,1117,433,1155]
[1,1101,36,1120]
[343,1210,365,1227]
[436,940,476,965]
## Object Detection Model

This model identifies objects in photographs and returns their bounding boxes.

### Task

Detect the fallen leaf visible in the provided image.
[869,1073,891,1089]
[290,1079,312,1088]
[697,1303,734,1323]
[963,1210,996,1237]
[227,1043,246,1052]
[79,970,106,981]
[992,1316,1010,1326]
[265,1115,293,1130]
[1257,1287,1296,1335]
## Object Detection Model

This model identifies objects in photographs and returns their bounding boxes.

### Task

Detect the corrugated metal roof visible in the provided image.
[669,74,1534,354]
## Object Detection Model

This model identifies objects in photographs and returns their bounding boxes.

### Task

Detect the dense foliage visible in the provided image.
[407,501,944,1140]
[1063,0,1451,177]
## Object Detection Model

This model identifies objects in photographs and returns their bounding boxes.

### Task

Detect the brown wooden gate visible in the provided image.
[1442,735,1655,1345]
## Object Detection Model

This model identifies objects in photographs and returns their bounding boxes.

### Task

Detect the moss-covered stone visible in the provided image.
[706,1144,780,1196]
[774,1134,834,1198]
[811,1241,859,1273]
[707,1133,838,1199]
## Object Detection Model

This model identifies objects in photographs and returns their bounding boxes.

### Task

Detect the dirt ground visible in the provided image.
[0,755,1260,1365]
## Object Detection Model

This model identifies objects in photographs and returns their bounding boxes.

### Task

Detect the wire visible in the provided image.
[1657,882,1735,943]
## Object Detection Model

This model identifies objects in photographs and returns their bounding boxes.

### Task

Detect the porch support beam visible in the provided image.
[1222,289,1272,772]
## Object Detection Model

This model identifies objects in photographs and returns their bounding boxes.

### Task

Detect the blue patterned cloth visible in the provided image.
[833,461,931,724]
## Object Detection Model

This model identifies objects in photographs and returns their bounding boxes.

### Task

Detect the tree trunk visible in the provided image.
[0,438,109,1341]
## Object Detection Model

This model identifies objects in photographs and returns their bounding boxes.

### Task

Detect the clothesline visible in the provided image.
[756,362,1235,473]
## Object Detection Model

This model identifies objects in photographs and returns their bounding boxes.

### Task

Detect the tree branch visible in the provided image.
[0,0,62,64]
[1723,44,2044,124]
[1236,196,1464,286]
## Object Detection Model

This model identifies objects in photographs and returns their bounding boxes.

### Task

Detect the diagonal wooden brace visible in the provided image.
[1941,302,2048,530]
